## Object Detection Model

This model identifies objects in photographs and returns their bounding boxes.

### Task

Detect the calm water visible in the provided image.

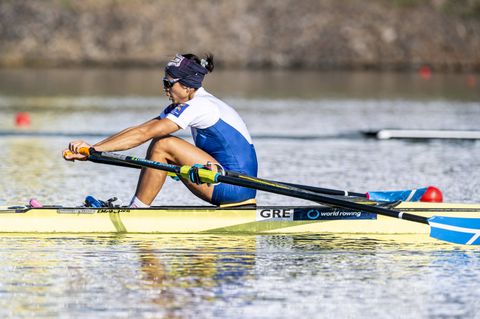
[0,69,479,318]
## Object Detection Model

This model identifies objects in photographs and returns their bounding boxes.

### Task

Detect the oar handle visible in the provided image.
[79,147,93,156]
[63,146,92,159]
[63,149,88,161]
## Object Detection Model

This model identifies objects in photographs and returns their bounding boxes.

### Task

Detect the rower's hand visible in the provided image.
[63,140,91,161]
[62,149,87,161]
[69,140,91,154]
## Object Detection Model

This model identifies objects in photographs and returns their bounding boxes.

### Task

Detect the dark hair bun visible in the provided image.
[182,53,215,73]
[203,54,214,73]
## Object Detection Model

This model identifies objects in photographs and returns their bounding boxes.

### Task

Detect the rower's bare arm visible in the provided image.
[93,118,181,152]
[63,118,180,160]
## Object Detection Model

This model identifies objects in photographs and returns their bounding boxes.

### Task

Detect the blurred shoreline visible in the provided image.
[0,69,478,100]
[0,0,479,71]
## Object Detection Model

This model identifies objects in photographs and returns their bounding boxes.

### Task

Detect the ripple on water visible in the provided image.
[3,234,479,318]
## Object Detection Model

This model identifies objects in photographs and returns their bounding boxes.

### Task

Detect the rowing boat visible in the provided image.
[38,147,477,245]
[9,147,471,244]
[1,201,478,234]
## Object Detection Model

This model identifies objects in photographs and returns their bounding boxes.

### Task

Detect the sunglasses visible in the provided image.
[163,77,180,89]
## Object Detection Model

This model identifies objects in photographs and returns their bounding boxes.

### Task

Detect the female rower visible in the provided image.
[64,53,258,207]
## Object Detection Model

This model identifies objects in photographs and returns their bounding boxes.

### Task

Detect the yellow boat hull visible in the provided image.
[0,202,479,234]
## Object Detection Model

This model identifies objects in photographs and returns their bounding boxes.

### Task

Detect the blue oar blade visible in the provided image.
[428,216,480,245]
[367,188,428,202]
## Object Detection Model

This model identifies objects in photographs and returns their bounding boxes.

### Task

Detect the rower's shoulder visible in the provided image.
[191,88,223,108]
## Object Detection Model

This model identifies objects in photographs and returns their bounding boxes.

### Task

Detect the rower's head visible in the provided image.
[163,53,214,103]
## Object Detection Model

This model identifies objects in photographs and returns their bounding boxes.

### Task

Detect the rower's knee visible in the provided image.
[147,135,177,159]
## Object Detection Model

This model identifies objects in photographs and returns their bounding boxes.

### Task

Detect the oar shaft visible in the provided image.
[64,150,142,170]
[253,178,367,198]
[227,171,364,197]
[216,174,429,224]
[282,183,364,197]
[102,152,180,175]
[88,154,143,169]
[84,149,367,199]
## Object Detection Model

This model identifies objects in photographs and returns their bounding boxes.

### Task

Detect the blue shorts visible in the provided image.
[211,183,256,206]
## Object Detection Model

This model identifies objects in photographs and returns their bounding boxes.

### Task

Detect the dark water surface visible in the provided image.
[0,69,479,318]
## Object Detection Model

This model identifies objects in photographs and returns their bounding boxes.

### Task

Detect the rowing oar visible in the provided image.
[65,149,365,197]
[224,171,441,202]
[77,148,479,245]
[67,150,438,202]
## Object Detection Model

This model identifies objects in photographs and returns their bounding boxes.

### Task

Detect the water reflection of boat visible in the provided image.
[136,235,256,316]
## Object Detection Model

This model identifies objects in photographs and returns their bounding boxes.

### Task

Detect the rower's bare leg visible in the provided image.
[134,136,218,205]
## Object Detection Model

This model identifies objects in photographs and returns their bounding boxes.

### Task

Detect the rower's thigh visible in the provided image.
[148,136,217,164]
[148,136,218,202]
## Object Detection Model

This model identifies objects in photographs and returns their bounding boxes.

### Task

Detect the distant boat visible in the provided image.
[364,129,480,140]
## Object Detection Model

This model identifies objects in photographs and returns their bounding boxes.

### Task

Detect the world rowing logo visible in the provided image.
[302,209,376,220]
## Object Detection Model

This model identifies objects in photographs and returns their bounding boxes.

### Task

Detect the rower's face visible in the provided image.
[164,75,193,104]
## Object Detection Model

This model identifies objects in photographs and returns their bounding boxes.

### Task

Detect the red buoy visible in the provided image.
[420,186,443,202]
[15,112,31,127]
[465,74,477,88]
[419,65,432,80]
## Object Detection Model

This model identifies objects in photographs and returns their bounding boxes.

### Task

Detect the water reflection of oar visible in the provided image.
[78,148,480,245]
[67,150,440,202]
